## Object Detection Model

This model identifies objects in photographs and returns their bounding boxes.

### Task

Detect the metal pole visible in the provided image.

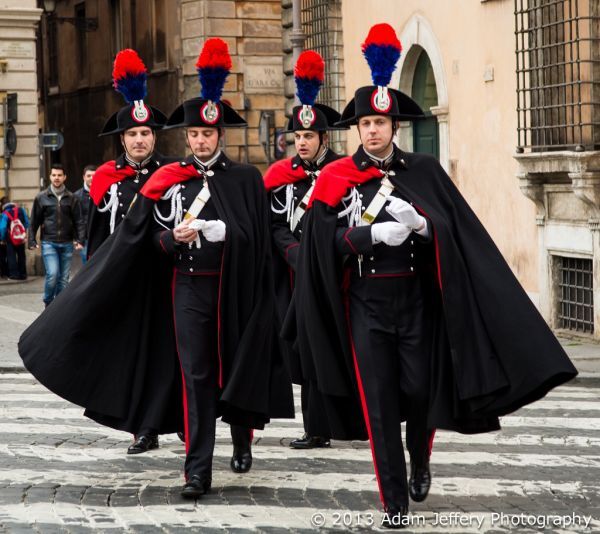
[290,0,306,104]
[2,99,9,196]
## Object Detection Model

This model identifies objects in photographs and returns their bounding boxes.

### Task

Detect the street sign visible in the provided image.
[40,131,64,151]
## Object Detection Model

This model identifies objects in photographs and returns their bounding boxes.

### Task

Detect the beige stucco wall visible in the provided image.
[341,0,539,294]
[0,0,42,206]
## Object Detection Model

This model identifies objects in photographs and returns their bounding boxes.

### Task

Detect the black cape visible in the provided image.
[291,149,578,439]
[19,155,293,432]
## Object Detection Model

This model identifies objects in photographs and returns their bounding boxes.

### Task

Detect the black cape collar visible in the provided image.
[352,145,409,172]
[180,151,231,172]
[115,152,167,171]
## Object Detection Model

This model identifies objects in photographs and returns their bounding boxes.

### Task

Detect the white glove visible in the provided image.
[188,219,206,231]
[371,221,412,246]
[386,197,426,231]
[202,219,226,242]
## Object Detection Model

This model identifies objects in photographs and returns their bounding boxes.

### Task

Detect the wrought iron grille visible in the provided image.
[515,0,600,152]
[301,0,345,152]
[557,256,594,333]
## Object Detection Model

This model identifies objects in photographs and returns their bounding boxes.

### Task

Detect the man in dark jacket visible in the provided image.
[28,163,85,306]
[73,164,96,264]
[292,24,577,528]
[263,50,346,450]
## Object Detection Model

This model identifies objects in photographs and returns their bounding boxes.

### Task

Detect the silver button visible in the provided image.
[207,170,214,177]
[181,185,186,189]
[121,214,125,218]
[182,197,186,201]
[371,269,376,274]
[359,194,363,198]
[294,196,298,200]
[118,192,122,196]
[189,256,193,260]
[388,170,396,176]
[369,256,374,260]
[410,267,414,272]
[189,268,194,272]
[299,229,302,234]
[119,203,123,207]
[294,186,298,190]
[411,253,414,258]
[183,208,187,212]
[141,169,148,175]
[117,181,122,185]
[410,240,414,245]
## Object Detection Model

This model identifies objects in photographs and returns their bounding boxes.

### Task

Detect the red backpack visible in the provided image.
[6,206,27,246]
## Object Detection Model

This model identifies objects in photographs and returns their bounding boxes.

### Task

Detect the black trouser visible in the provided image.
[173,272,251,479]
[6,242,27,279]
[347,274,432,510]
[301,381,331,438]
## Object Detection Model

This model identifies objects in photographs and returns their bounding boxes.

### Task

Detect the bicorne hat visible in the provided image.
[99,49,167,136]
[285,50,346,133]
[336,24,424,127]
[165,38,247,129]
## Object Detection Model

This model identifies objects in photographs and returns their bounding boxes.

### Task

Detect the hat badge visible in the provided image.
[371,86,392,113]
[131,100,149,123]
[298,104,316,129]
[200,100,221,125]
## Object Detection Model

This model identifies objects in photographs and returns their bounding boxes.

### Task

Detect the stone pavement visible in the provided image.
[1,278,600,532]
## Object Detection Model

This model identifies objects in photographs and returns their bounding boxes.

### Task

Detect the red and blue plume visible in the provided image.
[196,38,232,102]
[112,49,148,104]
[361,23,402,87]
[294,50,325,106]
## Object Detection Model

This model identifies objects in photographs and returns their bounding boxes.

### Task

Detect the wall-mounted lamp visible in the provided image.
[43,0,98,32]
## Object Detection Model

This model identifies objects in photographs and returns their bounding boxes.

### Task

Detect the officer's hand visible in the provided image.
[371,221,412,246]
[173,220,199,244]
[386,197,426,231]
[202,220,226,242]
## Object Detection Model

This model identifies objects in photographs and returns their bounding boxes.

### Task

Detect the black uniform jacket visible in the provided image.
[18,152,293,433]
[87,152,176,257]
[264,151,342,385]
[290,146,578,439]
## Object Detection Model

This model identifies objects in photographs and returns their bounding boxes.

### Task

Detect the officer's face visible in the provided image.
[49,169,67,188]
[121,127,155,162]
[358,115,394,156]
[83,170,95,188]
[186,127,221,160]
[294,130,326,161]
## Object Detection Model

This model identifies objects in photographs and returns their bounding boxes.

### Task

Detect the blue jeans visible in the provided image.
[41,241,74,305]
[80,243,88,265]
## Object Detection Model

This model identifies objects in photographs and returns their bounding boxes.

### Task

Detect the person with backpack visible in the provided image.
[0,199,30,280]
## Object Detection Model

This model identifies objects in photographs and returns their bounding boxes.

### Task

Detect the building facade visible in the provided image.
[37,0,286,192]
[0,0,42,205]
[331,0,600,339]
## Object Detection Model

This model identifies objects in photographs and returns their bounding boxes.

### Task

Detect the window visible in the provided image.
[153,0,167,68]
[75,3,87,80]
[110,0,123,58]
[47,18,59,87]
[515,0,600,152]
[557,256,594,334]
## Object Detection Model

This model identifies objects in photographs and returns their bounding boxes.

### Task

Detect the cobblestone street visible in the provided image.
[0,280,600,532]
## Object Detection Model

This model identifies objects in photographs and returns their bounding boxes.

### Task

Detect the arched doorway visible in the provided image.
[411,51,439,158]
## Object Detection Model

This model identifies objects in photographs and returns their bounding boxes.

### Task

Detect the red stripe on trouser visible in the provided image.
[171,269,191,473]
[344,296,387,509]
[216,251,225,388]
[428,429,436,457]
[250,429,254,444]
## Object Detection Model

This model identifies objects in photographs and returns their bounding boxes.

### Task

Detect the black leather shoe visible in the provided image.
[127,434,159,455]
[408,460,431,502]
[181,474,211,499]
[289,433,331,449]
[381,506,409,529]
[177,431,185,443]
[230,448,253,473]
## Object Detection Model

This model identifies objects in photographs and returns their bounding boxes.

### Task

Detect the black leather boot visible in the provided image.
[408,460,431,502]
[230,425,252,473]
[127,434,159,455]
[289,433,331,449]
[181,474,211,499]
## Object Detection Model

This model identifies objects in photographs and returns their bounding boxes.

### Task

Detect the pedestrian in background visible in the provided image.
[73,164,97,264]
[28,163,85,306]
[0,196,8,278]
[0,198,29,280]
